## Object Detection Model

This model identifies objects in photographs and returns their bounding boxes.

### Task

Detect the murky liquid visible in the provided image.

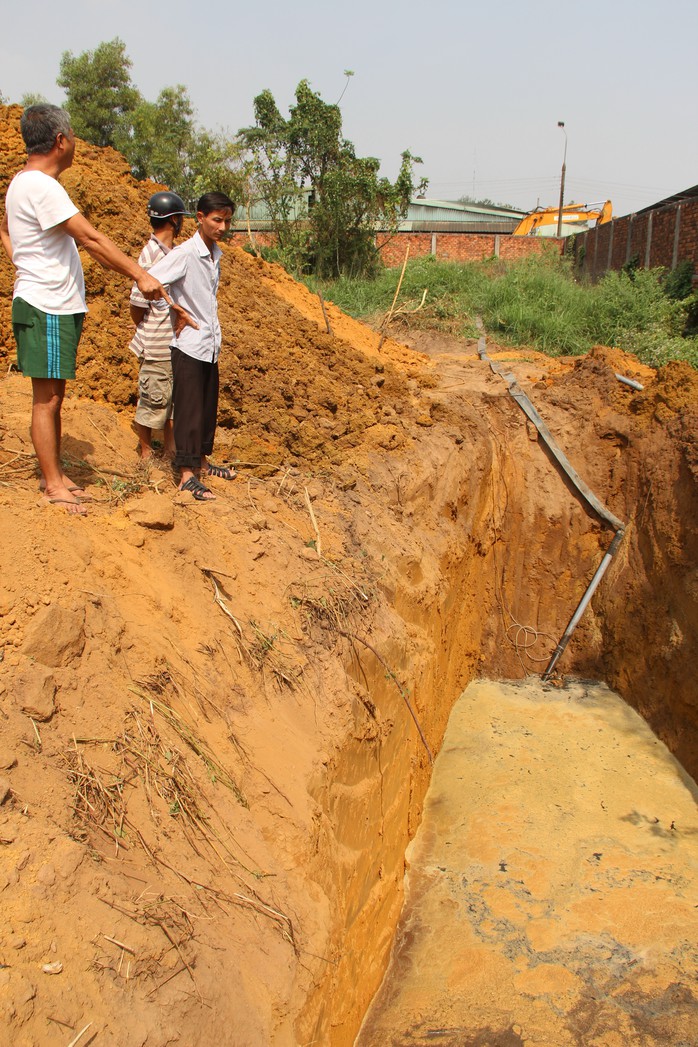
[356,678,698,1047]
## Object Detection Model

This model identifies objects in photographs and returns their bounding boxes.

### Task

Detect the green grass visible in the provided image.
[305,255,698,369]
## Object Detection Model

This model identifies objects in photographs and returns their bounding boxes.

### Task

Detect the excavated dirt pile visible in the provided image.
[0,105,697,1046]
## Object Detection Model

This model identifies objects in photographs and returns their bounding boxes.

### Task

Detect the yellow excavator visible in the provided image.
[513,200,612,236]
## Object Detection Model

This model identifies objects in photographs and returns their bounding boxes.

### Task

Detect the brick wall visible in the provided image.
[230,229,562,268]
[229,232,278,253]
[376,233,436,266]
[571,196,698,283]
[678,199,698,270]
[499,236,560,261]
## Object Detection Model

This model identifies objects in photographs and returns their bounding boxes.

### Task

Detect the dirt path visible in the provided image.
[357,678,698,1047]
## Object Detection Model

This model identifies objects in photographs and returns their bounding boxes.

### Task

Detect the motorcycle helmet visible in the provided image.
[146,191,190,219]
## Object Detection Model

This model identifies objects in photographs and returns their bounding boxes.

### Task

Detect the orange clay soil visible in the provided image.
[0,105,697,1045]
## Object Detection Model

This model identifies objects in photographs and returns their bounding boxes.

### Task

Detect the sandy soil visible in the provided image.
[0,106,697,1046]
[357,678,698,1046]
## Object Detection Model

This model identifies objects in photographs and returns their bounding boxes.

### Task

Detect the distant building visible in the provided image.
[233,197,527,235]
[393,199,527,235]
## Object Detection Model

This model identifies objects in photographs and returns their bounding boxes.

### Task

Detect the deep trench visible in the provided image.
[299,382,698,1046]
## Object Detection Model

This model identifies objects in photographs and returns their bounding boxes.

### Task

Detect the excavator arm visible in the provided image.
[513,201,613,235]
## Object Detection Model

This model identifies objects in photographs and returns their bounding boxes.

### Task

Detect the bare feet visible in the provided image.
[163,421,175,459]
[137,437,173,462]
[42,487,88,515]
[39,475,89,499]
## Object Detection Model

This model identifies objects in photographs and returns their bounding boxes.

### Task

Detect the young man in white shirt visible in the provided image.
[148,191,236,501]
[0,104,181,514]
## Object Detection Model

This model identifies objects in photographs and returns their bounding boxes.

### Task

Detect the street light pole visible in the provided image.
[556,121,567,238]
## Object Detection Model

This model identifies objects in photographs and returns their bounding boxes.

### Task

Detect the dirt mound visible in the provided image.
[1,106,697,1046]
[0,105,426,474]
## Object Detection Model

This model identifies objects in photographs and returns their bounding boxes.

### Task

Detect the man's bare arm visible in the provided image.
[130,299,198,334]
[62,213,168,302]
[0,213,12,263]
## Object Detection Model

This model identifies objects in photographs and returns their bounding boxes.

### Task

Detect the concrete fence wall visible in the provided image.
[569,197,698,283]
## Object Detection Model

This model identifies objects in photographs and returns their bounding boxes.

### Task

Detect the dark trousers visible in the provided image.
[171,346,219,471]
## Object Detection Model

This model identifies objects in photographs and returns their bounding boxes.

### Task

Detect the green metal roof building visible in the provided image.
[235,197,527,235]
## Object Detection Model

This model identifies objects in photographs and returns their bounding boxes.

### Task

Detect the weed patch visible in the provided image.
[310,256,698,368]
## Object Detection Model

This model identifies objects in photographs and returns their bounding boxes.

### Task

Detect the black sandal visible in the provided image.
[179,476,215,501]
[206,463,237,480]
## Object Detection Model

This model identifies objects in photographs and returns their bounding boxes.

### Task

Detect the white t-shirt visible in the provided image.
[6,170,86,314]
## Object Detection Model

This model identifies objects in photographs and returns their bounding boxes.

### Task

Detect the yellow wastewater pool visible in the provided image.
[357,678,698,1047]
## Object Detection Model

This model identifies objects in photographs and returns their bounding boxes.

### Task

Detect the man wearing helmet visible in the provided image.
[147,191,236,501]
[129,191,189,460]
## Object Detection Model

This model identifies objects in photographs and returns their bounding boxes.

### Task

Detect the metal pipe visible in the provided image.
[615,373,644,392]
[556,121,567,238]
[542,529,625,681]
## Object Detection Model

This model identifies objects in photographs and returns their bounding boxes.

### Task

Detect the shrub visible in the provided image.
[309,255,698,368]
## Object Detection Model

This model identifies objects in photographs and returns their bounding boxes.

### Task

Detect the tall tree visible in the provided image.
[187,128,245,208]
[241,88,308,264]
[58,38,140,148]
[55,43,244,208]
[116,87,244,208]
[116,85,196,188]
[240,79,427,278]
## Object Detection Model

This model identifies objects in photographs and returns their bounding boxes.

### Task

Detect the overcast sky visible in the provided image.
[2,0,696,218]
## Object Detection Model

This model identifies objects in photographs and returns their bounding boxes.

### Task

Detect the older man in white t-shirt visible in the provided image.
[0,104,180,514]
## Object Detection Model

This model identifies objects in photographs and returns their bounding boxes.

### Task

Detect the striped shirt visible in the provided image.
[129,235,174,362]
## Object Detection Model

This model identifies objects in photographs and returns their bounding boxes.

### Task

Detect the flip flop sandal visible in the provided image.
[39,480,89,497]
[41,496,88,515]
[179,476,215,501]
[206,463,237,480]
[40,488,92,504]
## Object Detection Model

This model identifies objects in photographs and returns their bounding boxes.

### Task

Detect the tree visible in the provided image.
[187,128,245,209]
[241,88,306,260]
[116,86,196,188]
[21,93,49,107]
[115,86,244,208]
[55,43,244,209]
[457,194,516,210]
[58,38,140,148]
[240,79,427,278]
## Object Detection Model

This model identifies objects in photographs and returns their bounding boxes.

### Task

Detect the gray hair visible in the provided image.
[20,104,72,155]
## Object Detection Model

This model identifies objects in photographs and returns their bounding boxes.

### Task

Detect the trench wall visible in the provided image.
[297,401,499,1045]
[297,377,698,1046]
